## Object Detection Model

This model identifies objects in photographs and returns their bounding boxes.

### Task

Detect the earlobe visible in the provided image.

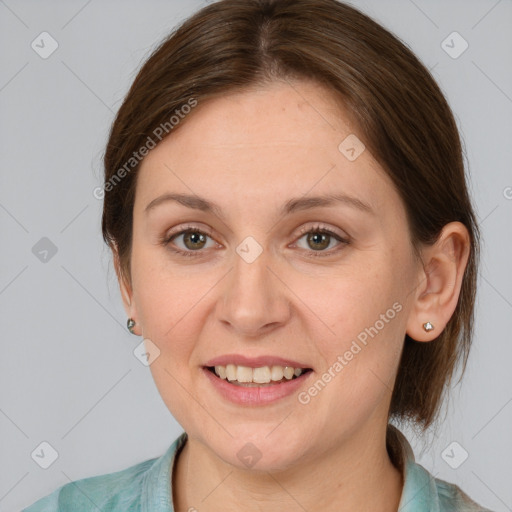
[405,222,470,342]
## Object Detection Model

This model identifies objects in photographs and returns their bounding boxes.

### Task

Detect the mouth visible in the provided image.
[204,364,313,387]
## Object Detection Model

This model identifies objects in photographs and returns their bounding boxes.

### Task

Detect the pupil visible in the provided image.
[185,232,205,249]
[309,232,329,250]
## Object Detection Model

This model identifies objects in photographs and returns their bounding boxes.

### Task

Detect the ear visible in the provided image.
[112,245,142,336]
[406,222,470,342]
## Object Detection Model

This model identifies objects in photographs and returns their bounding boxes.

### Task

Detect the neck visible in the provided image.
[173,423,404,512]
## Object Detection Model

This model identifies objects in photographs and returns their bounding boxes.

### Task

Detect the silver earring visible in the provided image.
[127,318,136,335]
[422,321,434,332]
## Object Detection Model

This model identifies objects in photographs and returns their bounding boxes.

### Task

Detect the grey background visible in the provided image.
[0,0,511,510]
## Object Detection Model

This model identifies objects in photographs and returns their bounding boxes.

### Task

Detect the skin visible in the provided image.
[115,79,470,511]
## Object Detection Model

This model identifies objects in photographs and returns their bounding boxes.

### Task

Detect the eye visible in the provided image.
[293,224,350,257]
[161,225,217,257]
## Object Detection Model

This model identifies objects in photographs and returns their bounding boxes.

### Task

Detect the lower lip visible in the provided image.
[202,367,313,405]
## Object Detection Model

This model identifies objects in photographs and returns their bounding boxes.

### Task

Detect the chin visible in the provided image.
[205,428,311,473]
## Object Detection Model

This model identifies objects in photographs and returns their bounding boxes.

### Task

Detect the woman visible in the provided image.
[25,0,494,510]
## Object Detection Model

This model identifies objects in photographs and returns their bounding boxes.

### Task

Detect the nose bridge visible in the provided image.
[218,242,290,334]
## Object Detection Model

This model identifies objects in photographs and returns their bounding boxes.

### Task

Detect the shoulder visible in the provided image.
[435,476,495,512]
[23,434,186,512]
[404,458,493,511]
[387,425,495,512]
[23,457,156,512]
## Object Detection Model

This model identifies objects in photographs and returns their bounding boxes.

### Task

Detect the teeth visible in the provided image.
[283,366,294,380]
[271,366,284,381]
[236,366,253,383]
[213,364,307,384]
[253,366,271,383]
[216,365,227,379]
[226,364,237,381]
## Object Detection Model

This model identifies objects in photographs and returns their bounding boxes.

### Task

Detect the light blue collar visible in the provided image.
[142,427,482,511]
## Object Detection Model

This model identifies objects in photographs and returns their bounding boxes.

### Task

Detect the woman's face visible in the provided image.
[123,80,421,470]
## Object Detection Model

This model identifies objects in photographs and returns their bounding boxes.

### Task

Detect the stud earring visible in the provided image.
[127,318,136,335]
[422,321,434,332]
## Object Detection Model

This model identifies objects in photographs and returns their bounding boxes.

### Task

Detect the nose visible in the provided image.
[216,248,292,337]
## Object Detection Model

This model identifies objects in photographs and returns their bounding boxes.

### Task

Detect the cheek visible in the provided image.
[129,252,206,379]
[297,263,398,341]
[299,260,406,395]
[131,242,198,328]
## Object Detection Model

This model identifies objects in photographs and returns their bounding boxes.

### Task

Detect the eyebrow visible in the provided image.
[144,192,375,218]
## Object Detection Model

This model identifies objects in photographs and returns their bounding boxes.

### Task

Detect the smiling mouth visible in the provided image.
[205,365,313,387]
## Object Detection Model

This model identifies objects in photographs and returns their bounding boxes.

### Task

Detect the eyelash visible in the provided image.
[160,223,350,259]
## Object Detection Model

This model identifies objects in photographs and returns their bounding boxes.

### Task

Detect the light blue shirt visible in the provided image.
[24,427,493,511]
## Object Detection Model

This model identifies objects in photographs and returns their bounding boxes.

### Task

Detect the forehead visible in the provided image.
[135,80,402,220]
[160,80,357,152]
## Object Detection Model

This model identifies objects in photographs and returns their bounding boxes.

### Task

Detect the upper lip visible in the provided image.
[204,354,312,369]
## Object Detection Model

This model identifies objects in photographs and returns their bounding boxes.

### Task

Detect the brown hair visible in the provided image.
[102,0,480,430]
